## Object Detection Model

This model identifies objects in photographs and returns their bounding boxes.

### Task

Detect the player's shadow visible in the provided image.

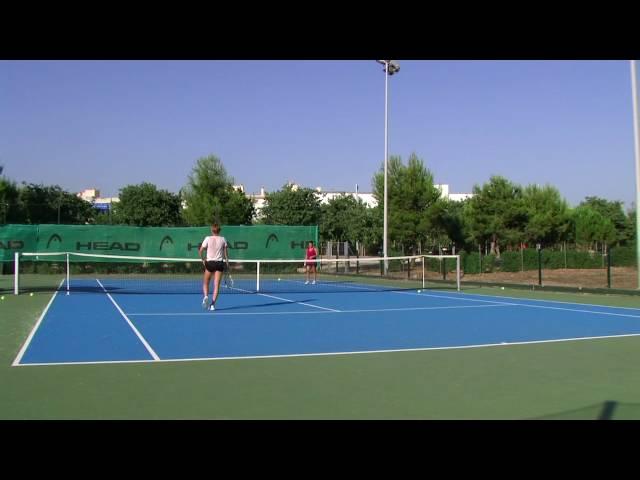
[531,400,628,420]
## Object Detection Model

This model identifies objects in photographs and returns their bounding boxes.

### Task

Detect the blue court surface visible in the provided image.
[13,278,640,366]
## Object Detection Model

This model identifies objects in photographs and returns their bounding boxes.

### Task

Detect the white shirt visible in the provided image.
[201,235,227,261]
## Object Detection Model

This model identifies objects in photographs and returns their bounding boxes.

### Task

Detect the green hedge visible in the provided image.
[459,247,637,274]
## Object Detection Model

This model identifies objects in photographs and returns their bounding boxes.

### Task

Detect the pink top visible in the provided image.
[306,246,317,260]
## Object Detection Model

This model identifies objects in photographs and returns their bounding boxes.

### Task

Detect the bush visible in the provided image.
[458,247,627,274]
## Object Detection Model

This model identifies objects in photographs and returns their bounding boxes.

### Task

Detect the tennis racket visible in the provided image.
[223,258,234,288]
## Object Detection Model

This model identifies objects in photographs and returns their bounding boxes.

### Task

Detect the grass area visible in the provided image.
[1,285,640,419]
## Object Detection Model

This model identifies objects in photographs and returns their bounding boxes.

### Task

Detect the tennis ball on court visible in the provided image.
[417,290,421,293]
[278,278,281,281]
[501,287,505,290]
[30,292,34,297]
[1,296,4,300]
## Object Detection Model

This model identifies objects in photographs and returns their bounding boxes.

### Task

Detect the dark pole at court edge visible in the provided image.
[376,60,400,275]
[630,60,640,289]
[0,166,5,224]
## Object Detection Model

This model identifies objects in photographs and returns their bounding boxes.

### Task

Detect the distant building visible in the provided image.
[77,188,119,211]
[248,187,269,220]
[77,188,99,202]
[435,184,474,202]
[247,182,472,220]
[314,186,377,208]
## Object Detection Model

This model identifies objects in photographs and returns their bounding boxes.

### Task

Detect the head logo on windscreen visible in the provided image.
[46,234,62,249]
[265,233,279,248]
[160,235,174,251]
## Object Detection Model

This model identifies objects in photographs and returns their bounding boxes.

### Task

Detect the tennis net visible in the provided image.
[12,252,461,295]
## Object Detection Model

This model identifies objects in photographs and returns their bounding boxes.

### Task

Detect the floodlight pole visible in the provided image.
[631,60,640,289]
[383,62,390,274]
[377,60,400,275]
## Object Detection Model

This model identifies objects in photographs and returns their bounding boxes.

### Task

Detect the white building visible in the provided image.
[435,184,474,202]
[77,188,119,211]
[247,183,472,219]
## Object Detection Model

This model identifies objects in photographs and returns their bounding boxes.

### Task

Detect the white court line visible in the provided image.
[96,279,160,361]
[236,279,640,314]
[399,291,640,319]
[256,292,341,312]
[127,303,510,316]
[15,331,640,367]
[327,282,640,314]
[12,279,64,366]
[222,282,340,312]
[420,289,640,312]
[270,285,640,321]
[230,285,640,318]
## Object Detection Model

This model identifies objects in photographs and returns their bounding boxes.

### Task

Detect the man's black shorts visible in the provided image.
[205,260,225,273]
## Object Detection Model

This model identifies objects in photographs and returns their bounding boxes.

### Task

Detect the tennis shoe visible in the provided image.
[202,296,210,310]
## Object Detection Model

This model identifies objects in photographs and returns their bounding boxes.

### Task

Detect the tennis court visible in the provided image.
[13,271,640,367]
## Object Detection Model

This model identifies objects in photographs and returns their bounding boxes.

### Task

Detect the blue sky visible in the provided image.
[1,60,638,209]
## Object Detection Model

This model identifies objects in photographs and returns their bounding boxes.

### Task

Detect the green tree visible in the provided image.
[522,184,571,246]
[113,183,183,227]
[181,155,254,226]
[260,184,322,225]
[0,175,20,224]
[372,153,442,254]
[579,196,630,246]
[18,183,94,224]
[93,211,115,225]
[463,176,527,256]
[435,199,469,252]
[320,195,379,251]
[572,205,617,250]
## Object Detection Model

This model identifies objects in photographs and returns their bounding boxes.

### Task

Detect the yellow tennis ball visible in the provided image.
[1,296,5,300]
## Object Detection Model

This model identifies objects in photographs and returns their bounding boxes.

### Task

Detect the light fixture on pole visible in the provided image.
[376,60,400,275]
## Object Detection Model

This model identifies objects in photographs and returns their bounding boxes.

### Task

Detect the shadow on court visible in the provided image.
[213,299,319,311]
[530,401,640,420]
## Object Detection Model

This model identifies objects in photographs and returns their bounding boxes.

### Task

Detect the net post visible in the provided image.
[422,255,425,289]
[66,252,70,295]
[256,261,261,292]
[537,244,542,286]
[607,246,612,288]
[14,252,19,295]
[457,255,461,291]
